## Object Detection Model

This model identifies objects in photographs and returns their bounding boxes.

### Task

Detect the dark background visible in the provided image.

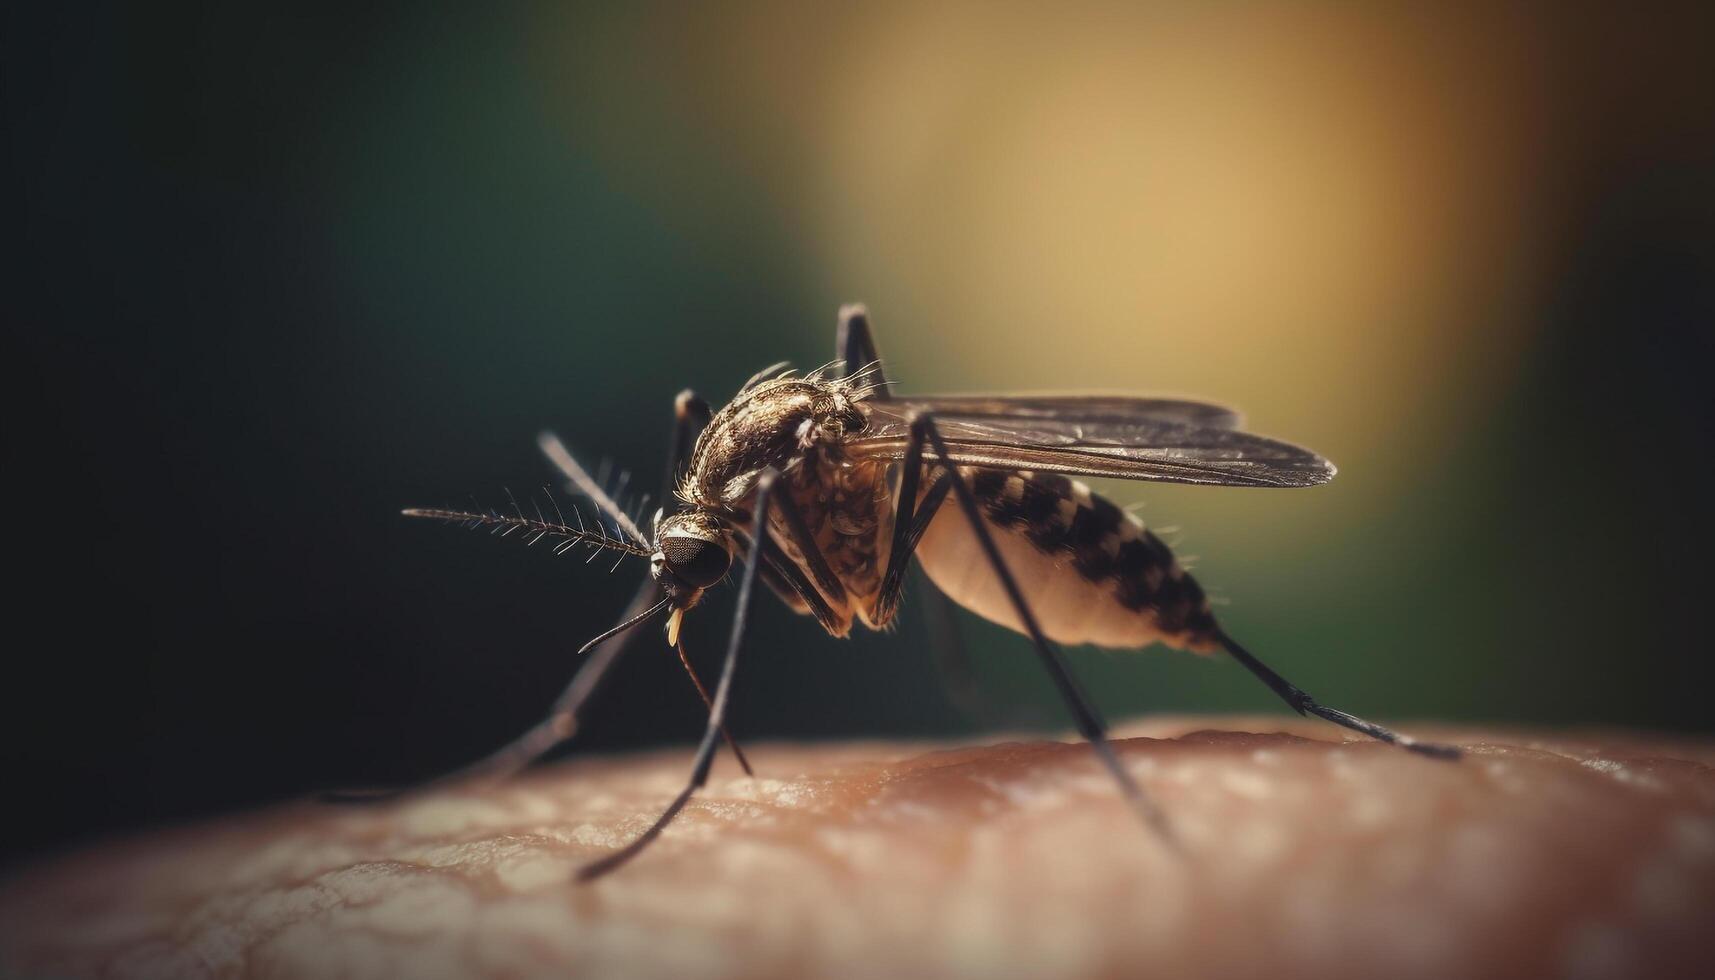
[8,2,1713,868]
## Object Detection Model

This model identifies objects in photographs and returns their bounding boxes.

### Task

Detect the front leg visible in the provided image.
[503,389,754,779]
[324,390,739,802]
[578,469,786,881]
[458,390,731,778]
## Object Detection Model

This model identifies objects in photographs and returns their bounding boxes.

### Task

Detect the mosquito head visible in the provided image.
[652,509,736,641]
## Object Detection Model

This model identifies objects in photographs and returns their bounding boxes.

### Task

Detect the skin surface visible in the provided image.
[3,716,1712,980]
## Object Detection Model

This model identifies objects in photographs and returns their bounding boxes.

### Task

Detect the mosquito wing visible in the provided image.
[879,393,1244,430]
[850,396,1335,488]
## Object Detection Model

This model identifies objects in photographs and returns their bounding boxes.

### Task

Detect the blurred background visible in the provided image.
[8,1,1712,866]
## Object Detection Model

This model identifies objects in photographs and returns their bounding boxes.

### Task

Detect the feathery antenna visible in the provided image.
[403,495,654,561]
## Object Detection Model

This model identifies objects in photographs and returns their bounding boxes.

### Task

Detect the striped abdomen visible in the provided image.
[913,467,1220,652]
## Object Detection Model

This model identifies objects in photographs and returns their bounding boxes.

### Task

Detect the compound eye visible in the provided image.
[660,534,731,589]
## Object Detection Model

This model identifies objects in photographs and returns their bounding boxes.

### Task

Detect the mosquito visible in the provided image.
[371,304,1461,881]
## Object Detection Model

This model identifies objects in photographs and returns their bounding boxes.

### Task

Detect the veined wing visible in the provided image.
[851,397,1334,488]
[885,393,1243,430]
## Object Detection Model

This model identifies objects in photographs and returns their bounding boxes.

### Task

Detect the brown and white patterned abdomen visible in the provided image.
[913,468,1220,652]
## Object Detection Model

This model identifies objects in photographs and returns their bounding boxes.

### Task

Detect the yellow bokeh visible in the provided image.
[534,2,1558,548]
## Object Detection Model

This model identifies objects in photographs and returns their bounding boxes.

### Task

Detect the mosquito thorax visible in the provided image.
[682,376,873,507]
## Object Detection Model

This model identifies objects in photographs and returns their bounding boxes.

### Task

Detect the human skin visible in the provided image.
[2,716,1712,980]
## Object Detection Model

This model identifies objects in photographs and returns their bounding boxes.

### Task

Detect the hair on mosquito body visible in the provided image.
[366,303,1463,881]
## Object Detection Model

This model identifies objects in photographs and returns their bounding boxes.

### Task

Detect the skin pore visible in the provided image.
[3,716,1712,979]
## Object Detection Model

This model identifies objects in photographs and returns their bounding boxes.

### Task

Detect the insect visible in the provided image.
[376,305,1460,880]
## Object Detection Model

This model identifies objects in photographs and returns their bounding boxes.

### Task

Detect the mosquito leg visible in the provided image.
[914,568,1050,728]
[835,303,889,392]
[578,469,783,881]
[757,532,844,634]
[677,638,753,776]
[768,481,849,608]
[537,391,706,542]
[449,389,748,780]
[870,452,1032,724]
[724,472,853,637]
[908,414,1176,844]
[739,528,842,632]
[916,569,984,717]
[319,577,668,804]
[324,390,732,803]
[835,302,976,704]
[873,469,950,623]
[836,303,1010,717]
[868,406,951,626]
[667,389,713,474]
[455,390,730,770]
[749,546,815,617]
[1217,631,1461,760]
[730,487,854,642]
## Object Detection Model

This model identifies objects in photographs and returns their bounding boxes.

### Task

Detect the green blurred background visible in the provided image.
[9,2,1712,862]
